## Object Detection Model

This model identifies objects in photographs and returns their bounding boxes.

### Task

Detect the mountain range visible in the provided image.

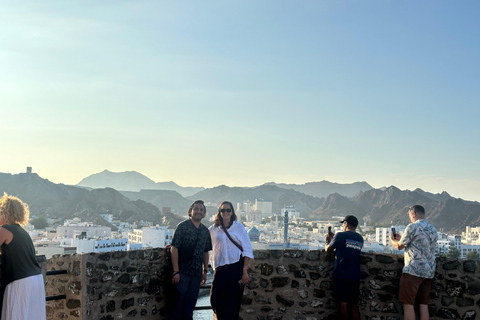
[0,172,185,229]
[77,170,204,197]
[1,170,479,233]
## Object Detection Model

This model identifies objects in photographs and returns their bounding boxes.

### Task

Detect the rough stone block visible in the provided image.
[463,310,476,320]
[443,260,461,271]
[275,294,294,307]
[446,279,465,297]
[381,302,398,313]
[106,300,115,312]
[313,289,325,298]
[456,297,474,307]
[375,255,395,264]
[465,281,480,296]
[66,299,81,309]
[291,280,299,289]
[260,263,274,276]
[254,252,271,260]
[463,260,477,273]
[436,308,460,319]
[442,295,455,306]
[276,265,287,275]
[309,272,321,280]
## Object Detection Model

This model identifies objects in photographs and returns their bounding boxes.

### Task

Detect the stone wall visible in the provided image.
[39,249,480,319]
[45,249,171,320]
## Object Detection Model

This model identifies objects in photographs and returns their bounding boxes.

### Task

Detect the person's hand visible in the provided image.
[201,273,207,285]
[242,272,250,286]
[394,234,401,241]
[325,232,334,243]
[172,272,180,285]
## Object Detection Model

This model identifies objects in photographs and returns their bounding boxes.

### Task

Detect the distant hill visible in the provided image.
[189,184,324,218]
[310,186,480,233]
[0,172,184,229]
[2,171,477,233]
[263,181,372,198]
[120,189,219,221]
[77,170,204,197]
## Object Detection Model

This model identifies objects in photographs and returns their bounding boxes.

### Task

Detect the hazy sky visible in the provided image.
[1,1,479,201]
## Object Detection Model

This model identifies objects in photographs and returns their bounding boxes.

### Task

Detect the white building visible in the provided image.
[71,238,128,254]
[246,210,262,224]
[56,218,111,239]
[281,207,300,219]
[34,240,76,259]
[254,199,273,218]
[375,226,405,246]
[128,226,174,248]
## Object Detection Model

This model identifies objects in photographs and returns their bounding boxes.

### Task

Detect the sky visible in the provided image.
[1,1,479,201]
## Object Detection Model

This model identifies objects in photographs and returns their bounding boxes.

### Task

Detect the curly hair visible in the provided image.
[0,193,30,226]
[214,201,237,227]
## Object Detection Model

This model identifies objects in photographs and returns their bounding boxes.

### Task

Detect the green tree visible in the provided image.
[465,251,480,260]
[446,245,461,259]
[31,215,48,229]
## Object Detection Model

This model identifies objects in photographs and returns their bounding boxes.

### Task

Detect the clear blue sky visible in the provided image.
[1,1,479,201]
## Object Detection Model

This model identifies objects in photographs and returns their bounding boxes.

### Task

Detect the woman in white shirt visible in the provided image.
[209,201,254,320]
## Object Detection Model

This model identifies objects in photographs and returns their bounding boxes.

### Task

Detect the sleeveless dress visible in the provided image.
[1,224,46,320]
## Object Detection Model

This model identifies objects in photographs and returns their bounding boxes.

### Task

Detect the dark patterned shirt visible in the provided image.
[171,219,212,277]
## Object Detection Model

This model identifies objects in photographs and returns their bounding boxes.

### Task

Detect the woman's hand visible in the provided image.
[201,273,207,285]
[242,270,250,286]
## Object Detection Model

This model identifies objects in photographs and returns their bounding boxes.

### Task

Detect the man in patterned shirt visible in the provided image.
[390,205,437,320]
[170,200,212,320]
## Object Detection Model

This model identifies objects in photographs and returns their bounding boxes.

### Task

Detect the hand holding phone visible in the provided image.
[391,227,397,240]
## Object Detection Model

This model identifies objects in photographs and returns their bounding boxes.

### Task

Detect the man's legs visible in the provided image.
[182,274,202,320]
[338,302,348,320]
[349,303,360,320]
[334,279,360,320]
[403,304,415,320]
[171,273,201,320]
[171,274,189,320]
[419,304,429,320]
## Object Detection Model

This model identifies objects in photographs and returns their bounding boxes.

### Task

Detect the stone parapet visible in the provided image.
[35,250,480,319]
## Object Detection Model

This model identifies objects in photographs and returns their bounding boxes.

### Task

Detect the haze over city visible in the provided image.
[1,1,479,201]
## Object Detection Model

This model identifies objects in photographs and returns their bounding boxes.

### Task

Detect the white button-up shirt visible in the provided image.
[209,221,254,270]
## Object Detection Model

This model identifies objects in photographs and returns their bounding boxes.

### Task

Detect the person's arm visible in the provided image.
[325,231,335,253]
[171,246,180,284]
[242,256,250,285]
[0,227,13,246]
[325,242,335,253]
[201,251,209,285]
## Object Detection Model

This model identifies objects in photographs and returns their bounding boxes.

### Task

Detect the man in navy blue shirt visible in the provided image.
[325,215,364,320]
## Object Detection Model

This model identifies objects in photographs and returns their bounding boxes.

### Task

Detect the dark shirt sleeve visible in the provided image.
[329,233,340,250]
[171,223,184,248]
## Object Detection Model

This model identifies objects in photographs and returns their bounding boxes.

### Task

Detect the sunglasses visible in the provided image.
[220,209,232,213]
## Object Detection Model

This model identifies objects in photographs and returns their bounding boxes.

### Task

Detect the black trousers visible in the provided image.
[210,257,244,320]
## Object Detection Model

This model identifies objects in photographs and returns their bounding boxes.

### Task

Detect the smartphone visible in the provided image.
[391,227,395,235]
[328,226,332,232]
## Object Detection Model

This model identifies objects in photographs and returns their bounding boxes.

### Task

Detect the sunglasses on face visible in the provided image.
[220,209,232,213]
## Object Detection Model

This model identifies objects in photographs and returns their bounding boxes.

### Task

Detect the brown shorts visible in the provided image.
[398,273,433,305]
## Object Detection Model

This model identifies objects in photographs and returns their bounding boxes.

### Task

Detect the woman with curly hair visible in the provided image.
[0,194,46,320]
[208,201,254,319]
